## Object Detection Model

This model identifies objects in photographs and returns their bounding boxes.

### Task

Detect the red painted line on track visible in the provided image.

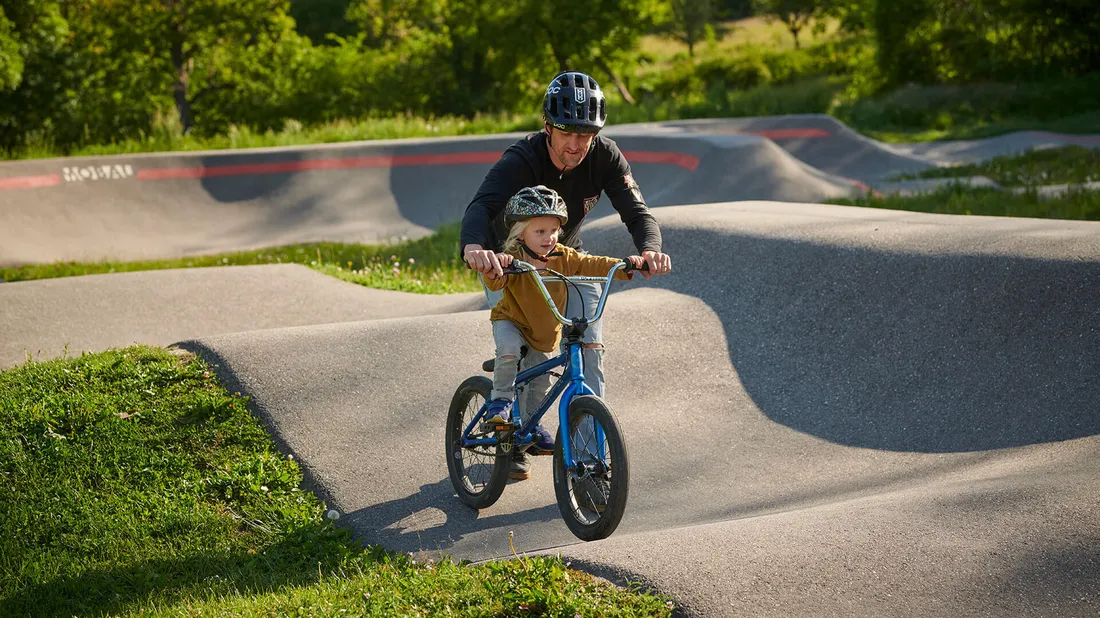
[0,148,703,190]
[623,151,700,171]
[0,174,62,190]
[747,128,830,140]
[137,152,506,180]
[137,149,701,180]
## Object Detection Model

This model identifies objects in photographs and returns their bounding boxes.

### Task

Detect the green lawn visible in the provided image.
[0,346,673,617]
[887,146,1100,186]
[0,224,481,294]
[829,184,1100,220]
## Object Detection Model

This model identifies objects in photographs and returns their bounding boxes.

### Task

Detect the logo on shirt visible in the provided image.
[583,195,600,215]
[624,174,643,202]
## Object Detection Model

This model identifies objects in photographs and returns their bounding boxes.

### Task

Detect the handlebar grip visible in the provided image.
[622,259,650,273]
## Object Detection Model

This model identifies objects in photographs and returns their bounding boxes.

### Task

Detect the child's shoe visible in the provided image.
[527,425,556,456]
[481,398,512,428]
[509,450,531,480]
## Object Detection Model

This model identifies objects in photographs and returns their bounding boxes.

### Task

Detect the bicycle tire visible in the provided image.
[445,376,511,509]
[552,395,629,541]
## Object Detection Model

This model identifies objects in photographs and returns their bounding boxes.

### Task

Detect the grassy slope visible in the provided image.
[0,346,672,617]
[0,224,481,293]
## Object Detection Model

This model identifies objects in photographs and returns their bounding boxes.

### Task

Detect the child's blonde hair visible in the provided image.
[503,220,529,254]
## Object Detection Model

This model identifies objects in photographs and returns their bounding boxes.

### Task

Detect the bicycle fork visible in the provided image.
[559,342,607,474]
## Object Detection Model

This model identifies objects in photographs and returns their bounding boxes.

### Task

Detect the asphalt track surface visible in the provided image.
[2,116,1099,617]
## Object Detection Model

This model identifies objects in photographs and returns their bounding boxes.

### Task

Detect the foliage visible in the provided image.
[751,0,824,49]
[667,0,715,57]
[833,72,1100,141]
[0,1,1098,158]
[873,0,1100,90]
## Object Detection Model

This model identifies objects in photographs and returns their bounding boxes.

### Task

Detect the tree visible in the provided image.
[89,0,303,134]
[517,0,664,104]
[669,0,714,57]
[752,0,821,49]
[288,0,355,45]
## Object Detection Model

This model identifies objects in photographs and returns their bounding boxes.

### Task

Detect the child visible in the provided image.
[481,185,645,480]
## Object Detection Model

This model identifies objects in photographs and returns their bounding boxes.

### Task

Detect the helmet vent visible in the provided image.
[561,96,573,120]
[588,98,597,122]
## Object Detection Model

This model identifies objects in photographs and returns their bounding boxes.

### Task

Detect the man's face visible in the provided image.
[546,125,596,170]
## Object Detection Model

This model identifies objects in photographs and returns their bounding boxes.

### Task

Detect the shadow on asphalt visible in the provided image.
[595,225,1100,453]
[342,478,561,556]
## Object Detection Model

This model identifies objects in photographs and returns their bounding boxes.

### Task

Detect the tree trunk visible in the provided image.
[596,56,635,104]
[538,19,569,72]
[170,39,193,133]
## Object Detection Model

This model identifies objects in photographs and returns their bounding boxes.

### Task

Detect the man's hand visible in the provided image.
[463,244,504,279]
[640,250,672,280]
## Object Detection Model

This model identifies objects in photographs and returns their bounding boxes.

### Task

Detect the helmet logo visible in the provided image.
[547,85,561,95]
[575,88,586,104]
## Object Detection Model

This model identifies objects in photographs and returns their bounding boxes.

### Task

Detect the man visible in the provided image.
[460,70,672,480]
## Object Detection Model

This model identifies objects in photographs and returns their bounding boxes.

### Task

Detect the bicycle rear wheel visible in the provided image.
[553,395,629,541]
[446,376,511,509]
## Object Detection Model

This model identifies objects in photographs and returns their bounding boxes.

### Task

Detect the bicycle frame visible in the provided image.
[461,259,631,469]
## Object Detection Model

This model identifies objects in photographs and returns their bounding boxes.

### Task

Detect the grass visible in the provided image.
[828,184,1100,220]
[0,223,481,294]
[888,146,1100,186]
[0,346,674,617]
[639,16,842,64]
[834,75,1100,143]
[13,112,544,161]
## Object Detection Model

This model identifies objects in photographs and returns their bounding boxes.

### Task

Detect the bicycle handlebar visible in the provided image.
[502,259,639,327]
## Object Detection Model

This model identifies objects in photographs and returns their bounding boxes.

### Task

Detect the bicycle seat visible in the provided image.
[482,345,528,373]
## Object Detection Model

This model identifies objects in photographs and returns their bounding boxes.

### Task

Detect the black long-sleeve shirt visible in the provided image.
[460,131,662,255]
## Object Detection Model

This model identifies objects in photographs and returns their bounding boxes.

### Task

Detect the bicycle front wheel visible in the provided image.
[445,376,511,509]
[553,395,629,541]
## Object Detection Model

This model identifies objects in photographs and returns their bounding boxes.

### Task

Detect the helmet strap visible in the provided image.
[521,241,562,262]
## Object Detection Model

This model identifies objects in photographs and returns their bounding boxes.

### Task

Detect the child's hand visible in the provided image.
[497,253,514,269]
[629,252,660,279]
[625,255,646,270]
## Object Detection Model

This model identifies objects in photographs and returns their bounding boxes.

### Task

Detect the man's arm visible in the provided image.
[601,142,662,255]
[601,141,671,276]
[460,150,537,277]
[460,151,536,253]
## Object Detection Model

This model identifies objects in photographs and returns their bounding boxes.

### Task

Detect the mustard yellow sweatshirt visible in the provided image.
[484,244,632,352]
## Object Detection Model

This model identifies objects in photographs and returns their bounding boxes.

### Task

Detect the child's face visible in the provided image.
[521,216,562,255]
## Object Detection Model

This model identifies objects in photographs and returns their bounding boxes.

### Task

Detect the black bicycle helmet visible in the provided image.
[504,185,569,226]
[542,71,607,134]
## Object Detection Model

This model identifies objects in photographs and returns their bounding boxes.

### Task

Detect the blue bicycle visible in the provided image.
[445,259,642,541]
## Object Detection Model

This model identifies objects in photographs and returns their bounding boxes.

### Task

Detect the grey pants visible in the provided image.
[479,273,606,399]
[491,320,553,425]
[482,276,605,458]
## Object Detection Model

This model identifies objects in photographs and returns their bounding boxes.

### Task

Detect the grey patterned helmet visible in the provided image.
[505,185,568,226]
